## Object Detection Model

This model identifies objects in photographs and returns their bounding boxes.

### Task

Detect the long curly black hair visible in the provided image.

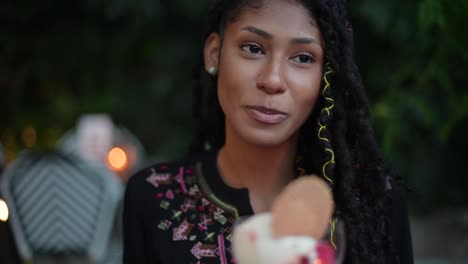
[190,0,398,263]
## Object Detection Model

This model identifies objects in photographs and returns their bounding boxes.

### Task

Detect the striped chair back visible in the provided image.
[1,151,123,263]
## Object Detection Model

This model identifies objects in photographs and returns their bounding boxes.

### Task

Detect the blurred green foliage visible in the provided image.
[1,0,467,211]
[351,0,468,211]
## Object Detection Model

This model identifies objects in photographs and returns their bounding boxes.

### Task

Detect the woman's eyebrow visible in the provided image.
[241,26,272,39]
[241,25,320,46]
[291,37,321,46]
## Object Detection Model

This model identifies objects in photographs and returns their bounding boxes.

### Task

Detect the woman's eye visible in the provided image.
[241,43,264,55]
[291,53,315,64]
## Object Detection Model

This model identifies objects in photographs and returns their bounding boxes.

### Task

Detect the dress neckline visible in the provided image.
[196,149,254,217]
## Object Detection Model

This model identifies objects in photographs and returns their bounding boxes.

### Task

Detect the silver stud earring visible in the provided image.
[208,67,216,75]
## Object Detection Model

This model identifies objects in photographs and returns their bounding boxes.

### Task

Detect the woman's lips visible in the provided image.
[245,106,288,124]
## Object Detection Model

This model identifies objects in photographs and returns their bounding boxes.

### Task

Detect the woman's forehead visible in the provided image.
[226,0,316,28]
[224,0,319,39]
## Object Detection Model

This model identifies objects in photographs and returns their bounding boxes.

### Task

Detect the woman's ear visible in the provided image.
[204,33,221,74]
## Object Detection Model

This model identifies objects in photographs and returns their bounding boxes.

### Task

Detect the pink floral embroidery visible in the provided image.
[191,242,218,260]
[173,218,195,241]
[146,163,237,262]
[146,168,171,188]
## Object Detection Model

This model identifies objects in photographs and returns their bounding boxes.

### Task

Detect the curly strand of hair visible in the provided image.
[322,148,335,184]
[316,62,340,249]
[329,217,338,249]
[317,63,335,186]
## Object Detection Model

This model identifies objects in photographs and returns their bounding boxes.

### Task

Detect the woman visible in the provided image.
[123,0,413,263]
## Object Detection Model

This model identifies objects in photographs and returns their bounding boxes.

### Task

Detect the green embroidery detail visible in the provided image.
[195,162,240,219]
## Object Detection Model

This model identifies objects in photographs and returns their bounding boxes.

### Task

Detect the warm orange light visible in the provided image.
[0,199,8,222]
[107,147,128,171]
[314,259,323,264]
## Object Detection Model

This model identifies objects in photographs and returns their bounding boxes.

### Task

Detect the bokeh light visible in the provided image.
[107,147,128,171]
[0,199,9,222]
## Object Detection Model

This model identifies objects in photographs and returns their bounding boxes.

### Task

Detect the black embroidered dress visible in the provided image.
[122,151,413,264]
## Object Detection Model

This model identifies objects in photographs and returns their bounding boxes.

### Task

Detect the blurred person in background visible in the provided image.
[123,0,413,263]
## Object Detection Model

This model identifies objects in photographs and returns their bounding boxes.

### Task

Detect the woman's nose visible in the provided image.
[256,58,286,94]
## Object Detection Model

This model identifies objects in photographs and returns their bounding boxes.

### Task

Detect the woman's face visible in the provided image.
[205,0,324,147]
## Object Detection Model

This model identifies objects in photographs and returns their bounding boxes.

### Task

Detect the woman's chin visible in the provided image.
[239,129,297,148]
